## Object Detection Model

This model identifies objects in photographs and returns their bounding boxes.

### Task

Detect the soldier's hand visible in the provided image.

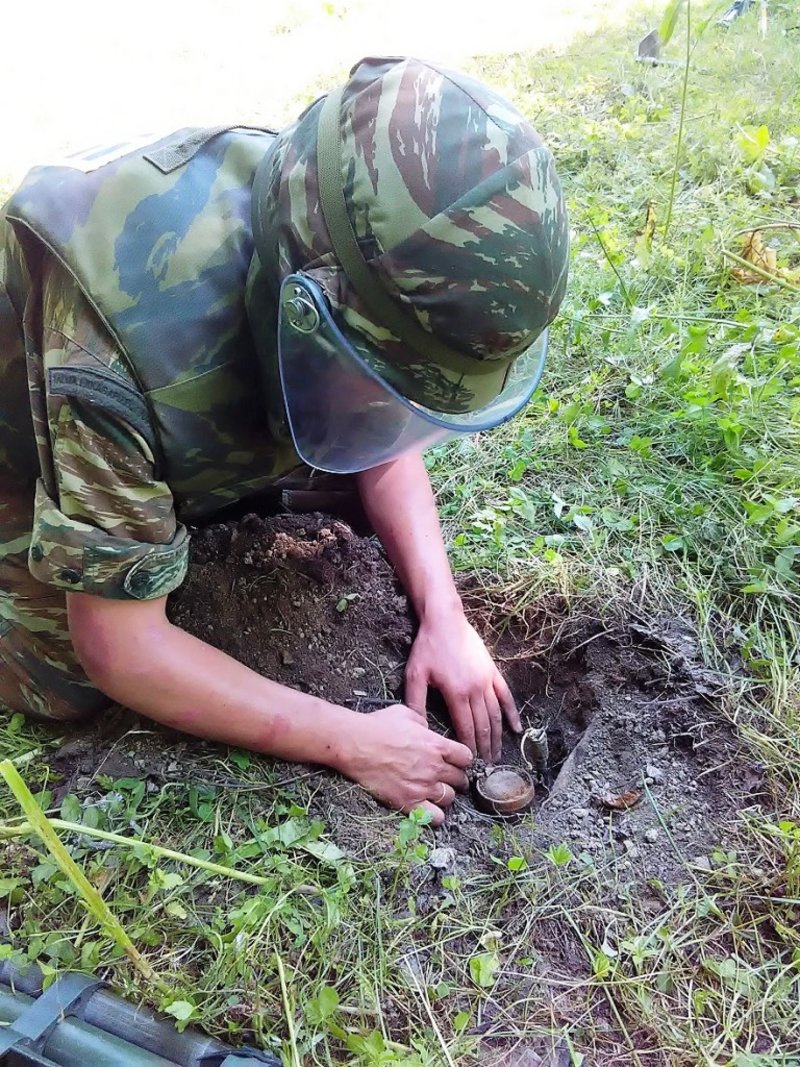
[338,703,472,826]
[404,612,521,763]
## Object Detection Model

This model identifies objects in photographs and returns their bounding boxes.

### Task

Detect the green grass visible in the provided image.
[2,2,800,1064]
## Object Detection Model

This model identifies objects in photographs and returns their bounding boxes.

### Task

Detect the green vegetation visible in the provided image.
[1,2,800,1064]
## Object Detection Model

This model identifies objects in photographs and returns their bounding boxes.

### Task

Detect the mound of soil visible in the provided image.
[169,512,413,703]
[163,512,750,888]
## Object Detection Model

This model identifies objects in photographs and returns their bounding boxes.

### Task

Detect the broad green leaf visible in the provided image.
[165,1000,195,1022]
[154,871,184,891]
[470,950,500,987]
[592,949,613,978]
[453,1011,471,1032]
[659,0,686,45]
[60,794,81,823]
[735,124,771,165]
[306,984,339,1024]
[661,534,686,552]
[547,842,574,867]
[229,749,251,770]
[301,839,345,864]
[573,513,594,533]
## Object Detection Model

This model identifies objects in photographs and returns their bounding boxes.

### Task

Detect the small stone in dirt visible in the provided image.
[645,764,664,782]
[693,855,712,872]
[573,807,590,819]
[280,649,294,667]
[352,667,366,678]
[428,847,456,871]
[644,828,659,843]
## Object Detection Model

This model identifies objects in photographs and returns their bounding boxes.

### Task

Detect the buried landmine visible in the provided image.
[162,513,752,889]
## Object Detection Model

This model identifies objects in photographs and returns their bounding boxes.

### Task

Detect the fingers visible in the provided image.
[484,690,503,764]
[439,762,470,792]
[472,696,494,763]
[470,692,503,763]
[428,782,455,807]
[439,735,474,770]
[404,665,428,716]
[404,702,428,724]
[495,674,521,733]
[411,783,456,828]
[418,800,445,827]
[447,694,477,757]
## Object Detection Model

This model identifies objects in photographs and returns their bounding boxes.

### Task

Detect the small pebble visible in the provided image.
[573,807,590,819]
[428,847,456,871]
[693,855,712,872]
[644,829,659,843]
[645,764,664,782]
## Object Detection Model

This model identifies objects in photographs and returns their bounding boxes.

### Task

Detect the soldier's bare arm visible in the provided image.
[66,590,471,825]
[356,452,520,763]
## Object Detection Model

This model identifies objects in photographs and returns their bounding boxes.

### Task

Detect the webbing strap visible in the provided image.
[316,89,506,378]
[48,366,158,457]
[0,972,103,1055]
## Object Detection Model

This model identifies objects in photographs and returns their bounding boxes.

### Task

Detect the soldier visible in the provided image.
[0,57,568,823]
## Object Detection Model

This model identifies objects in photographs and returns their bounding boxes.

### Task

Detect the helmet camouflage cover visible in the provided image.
[253,55,569,414]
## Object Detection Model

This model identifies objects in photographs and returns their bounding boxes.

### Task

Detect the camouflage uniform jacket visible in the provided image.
[0,128,304,716]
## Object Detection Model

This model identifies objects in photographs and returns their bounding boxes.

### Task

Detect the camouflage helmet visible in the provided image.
[252,55,569,415]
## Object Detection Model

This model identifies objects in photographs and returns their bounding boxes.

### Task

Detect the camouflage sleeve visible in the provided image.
[27,256,189,600]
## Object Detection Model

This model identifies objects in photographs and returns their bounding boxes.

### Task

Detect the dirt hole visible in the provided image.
[160,512,752,887]
[48,512,751,891]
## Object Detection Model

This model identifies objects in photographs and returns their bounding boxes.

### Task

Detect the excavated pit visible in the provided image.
[164,513,749,885]
[34,511,753,893]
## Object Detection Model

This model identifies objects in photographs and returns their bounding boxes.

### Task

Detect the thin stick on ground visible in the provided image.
[0,816,283,887]
[276,953,302,1067]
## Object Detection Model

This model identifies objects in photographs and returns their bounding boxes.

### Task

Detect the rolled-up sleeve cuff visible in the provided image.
[28,480,189,600]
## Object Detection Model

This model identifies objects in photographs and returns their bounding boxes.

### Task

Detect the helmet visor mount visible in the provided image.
[277,274,548,475]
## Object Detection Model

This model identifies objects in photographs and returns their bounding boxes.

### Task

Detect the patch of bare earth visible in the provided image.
[161,514,751,884]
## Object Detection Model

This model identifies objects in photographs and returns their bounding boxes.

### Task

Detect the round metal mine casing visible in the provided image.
[473,765,535,816]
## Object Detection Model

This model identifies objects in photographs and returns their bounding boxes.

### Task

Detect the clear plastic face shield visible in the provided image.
[277,274,548,475]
